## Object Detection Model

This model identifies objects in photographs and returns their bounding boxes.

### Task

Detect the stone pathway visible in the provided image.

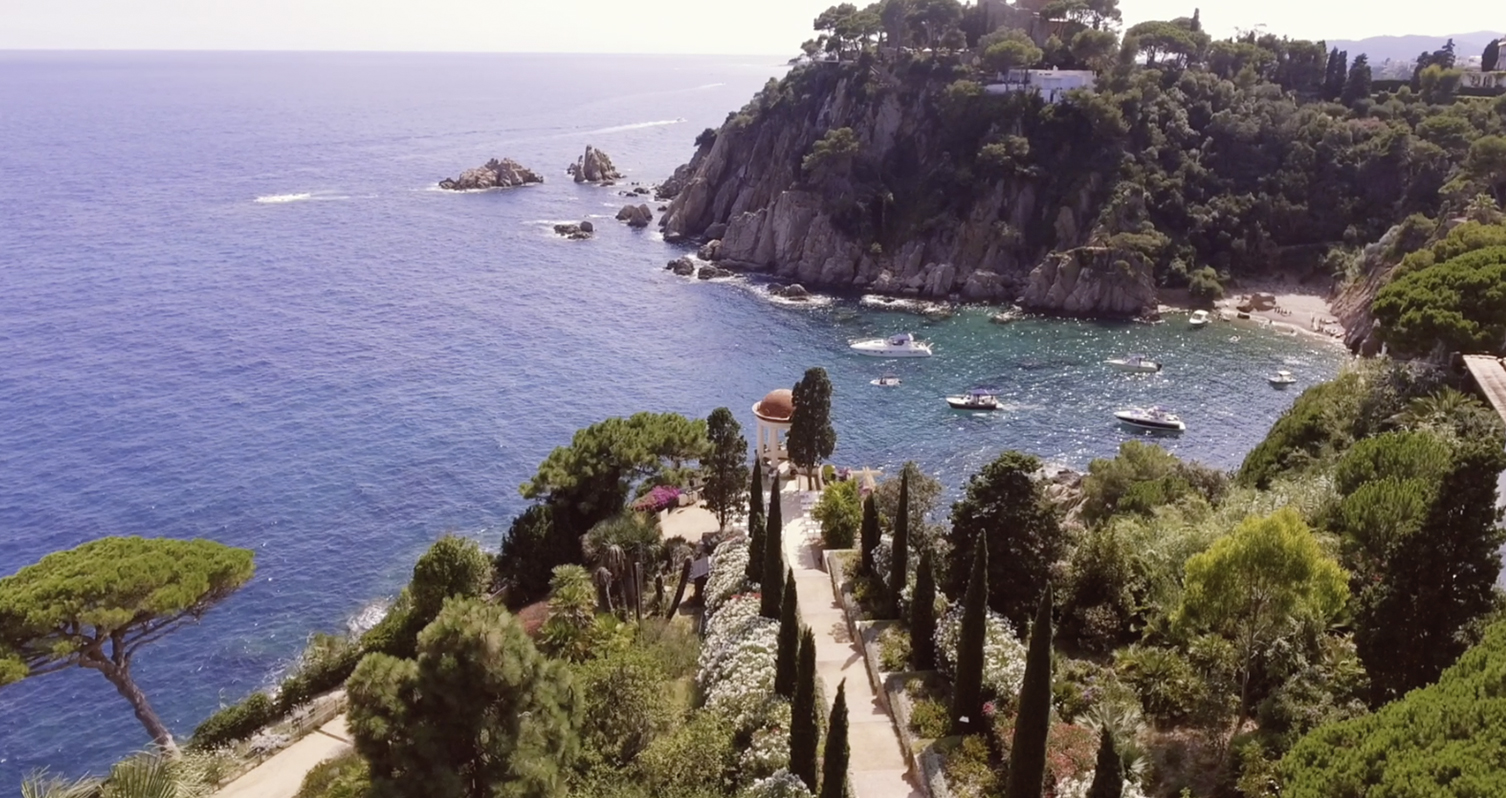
[780,486,923,798]
[211,717,351,798]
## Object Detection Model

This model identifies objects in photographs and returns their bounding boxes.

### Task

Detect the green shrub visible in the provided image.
[276,635,363,714]
[812,479,861,550]
[909,697,950,739]
[189,692,278,751]
[939,734,997,797]
[1280,618,1506,796]
[633,713,737,795]
[575,647,678,768]
[1187,266,1224,304]
[1237,371,1366,488]
[1114,645,1208,727]
[295,751,369,798]
[877,624,912,672]
[1373,242,1506,357]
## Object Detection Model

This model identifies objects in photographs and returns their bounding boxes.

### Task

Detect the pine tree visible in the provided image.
[911,547,938,670]
[746,461,765,583]
[1086,728,1123,798]
[1006,586,1054,798]
[951,536,987,735]
[703,408,749,529]
[761,471,785,619]
[887,469,910,619]
[788,368,837,487]
[776,570,800,697]
[790,627,820,791]
[859,494,880,577]
[819,679,850,798]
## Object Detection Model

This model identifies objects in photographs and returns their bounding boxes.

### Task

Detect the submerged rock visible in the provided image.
[553,222,594,240]
[567,146,623,184]
[438,158,543,190]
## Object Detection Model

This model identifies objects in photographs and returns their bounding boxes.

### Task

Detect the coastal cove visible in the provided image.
[0,51,1344,783]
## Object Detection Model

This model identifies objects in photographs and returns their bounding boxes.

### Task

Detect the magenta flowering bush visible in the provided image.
[632,485,683,512]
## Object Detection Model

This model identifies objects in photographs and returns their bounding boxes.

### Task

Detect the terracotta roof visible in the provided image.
[754,388,794,422]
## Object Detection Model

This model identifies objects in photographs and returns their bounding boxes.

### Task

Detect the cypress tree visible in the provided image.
[818,678,850,798]
[761,471,785,619]
[859,494,880,576]
[1006,586,1054,798]
[775,569,800,697]
[951,535,987,735]
[790,627,820,791]
[911,547,938,670]
[1086,728,1123,798]
[746,461,765,583]
[886,469,910,618]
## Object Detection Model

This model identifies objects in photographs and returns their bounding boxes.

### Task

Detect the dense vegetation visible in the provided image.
[728,0,1506,313]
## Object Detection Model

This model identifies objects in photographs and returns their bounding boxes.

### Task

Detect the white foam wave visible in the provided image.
[254,192,313,204]
[579,118,685,136]
[253,191,351,204]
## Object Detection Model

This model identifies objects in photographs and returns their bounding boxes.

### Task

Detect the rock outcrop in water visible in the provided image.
[438,158,543,191]
[568,146,622,184]
[554,221,594,240]
[617,204,653,228]
[1020,247,1157,318]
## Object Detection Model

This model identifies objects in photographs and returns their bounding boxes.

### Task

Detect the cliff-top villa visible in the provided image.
[984,68,1096,103]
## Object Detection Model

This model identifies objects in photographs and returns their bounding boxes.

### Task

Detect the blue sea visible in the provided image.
[0,51,1345,782]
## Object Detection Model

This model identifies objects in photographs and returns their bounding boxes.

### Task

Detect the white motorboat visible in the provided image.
[871,373,902,387]
[1189,310,1211,328]
[1105,354,1162,373]
[850,332,933,358]
[1114,406,1186,432]
[946,388,1002,411]
[1268,369,1297,386]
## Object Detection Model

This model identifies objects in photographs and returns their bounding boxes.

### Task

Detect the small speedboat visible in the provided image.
[1105,354,1162,373]
[1268,370,1297,386]
[1115,406,1186,432]
[946,388,1002,411]
[850,332,934,358]
[871,373,902,387]
[1189,310,1211,328]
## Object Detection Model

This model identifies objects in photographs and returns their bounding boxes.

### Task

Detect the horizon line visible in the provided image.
[0,47,795,57]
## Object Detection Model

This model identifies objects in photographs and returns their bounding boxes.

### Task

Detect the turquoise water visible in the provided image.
[0,51,1344,780]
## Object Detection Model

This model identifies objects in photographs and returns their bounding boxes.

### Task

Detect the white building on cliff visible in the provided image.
[983,69,1096,103]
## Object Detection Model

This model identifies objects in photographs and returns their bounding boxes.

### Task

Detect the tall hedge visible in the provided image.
[859,495,880,576]
[951,536,987,735]
[761,471,785,619]
[819,679,850,798]
[776,570,800,698]
[747,462,765,583]
[1280,617,1506,796]
[790,627,820,790]
[911,548,938,671]
[887,469,910,618]
[1006,587,1053,798]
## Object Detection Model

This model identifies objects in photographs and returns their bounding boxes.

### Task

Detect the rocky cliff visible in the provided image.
[659,61,1157,317]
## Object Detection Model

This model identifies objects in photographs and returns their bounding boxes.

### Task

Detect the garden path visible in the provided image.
[211,716,351,798]
[780,485,924,798]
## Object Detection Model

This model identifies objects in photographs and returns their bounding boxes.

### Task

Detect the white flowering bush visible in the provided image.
[738,700,792,782]
[739,769,815,798]
[707,538,755,616]
[1055,774,1150,798]
[934,603,1028,698]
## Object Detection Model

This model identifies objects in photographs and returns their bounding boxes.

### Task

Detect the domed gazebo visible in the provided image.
[752,388,794,472]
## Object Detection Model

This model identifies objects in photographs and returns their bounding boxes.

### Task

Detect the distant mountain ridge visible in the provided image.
[1326,30,1503,64]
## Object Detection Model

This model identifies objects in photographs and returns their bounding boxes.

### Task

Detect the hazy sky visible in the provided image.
[0,0,1498,53]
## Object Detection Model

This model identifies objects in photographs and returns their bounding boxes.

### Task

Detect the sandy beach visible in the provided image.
[1159,280,1347,345]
